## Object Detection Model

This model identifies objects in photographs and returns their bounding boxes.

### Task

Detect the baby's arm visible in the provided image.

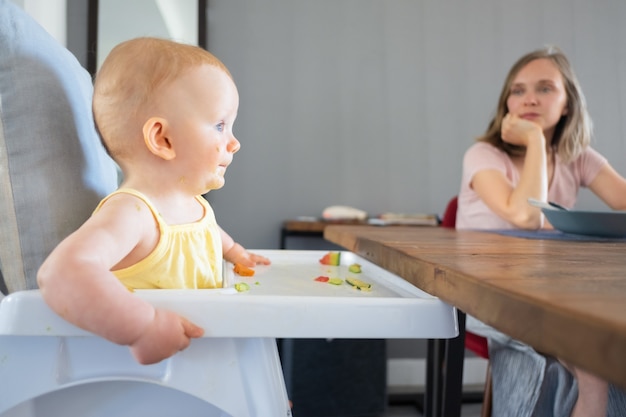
[220,226,271,267]
[37,194,203,364]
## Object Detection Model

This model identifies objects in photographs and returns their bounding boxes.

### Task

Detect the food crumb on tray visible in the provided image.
[234,282,250,292]
[313,275,371,289]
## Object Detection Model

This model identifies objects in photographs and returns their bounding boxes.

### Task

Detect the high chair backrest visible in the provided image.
[0,0,118,295]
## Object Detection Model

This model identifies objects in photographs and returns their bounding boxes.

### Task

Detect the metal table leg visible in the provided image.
[425,309,466,417]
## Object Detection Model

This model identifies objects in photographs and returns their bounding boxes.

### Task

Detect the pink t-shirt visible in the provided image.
[456,142,607,230]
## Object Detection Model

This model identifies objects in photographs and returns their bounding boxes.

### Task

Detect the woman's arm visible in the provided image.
[471,115,548,229]
[588,163,626,210]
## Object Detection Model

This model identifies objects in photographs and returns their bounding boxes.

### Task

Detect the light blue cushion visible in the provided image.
[0,0,118,294]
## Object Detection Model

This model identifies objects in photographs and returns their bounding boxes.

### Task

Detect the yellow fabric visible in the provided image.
[94,189,223,289]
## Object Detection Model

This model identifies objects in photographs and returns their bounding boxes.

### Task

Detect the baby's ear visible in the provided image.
[142,117,176,160]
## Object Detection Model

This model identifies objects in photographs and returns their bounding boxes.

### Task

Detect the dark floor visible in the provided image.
[287,394,485,417]
[378,391,485,417]
[382,402,482,417]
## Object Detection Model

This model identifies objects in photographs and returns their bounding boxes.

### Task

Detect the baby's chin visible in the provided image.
[203,178,226,193]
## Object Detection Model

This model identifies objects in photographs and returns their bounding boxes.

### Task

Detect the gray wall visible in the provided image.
[66,0,89,67]
[59,0,626,379]
[204,0,626,249]
[68,1,626,249]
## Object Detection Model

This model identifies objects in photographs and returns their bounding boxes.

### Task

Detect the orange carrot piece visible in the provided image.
[234,263,255,276]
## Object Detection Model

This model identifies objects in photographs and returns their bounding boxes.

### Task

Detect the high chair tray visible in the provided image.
[0,250,457,339]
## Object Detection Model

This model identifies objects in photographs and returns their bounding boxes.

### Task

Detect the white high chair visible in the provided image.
[0,2,290,414]
[0,293,289,416]
[0,4,456,415]
[0,0,290,417]
[0,250,457,417]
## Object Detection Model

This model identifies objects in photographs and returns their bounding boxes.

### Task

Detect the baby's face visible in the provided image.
[160,64,240,195]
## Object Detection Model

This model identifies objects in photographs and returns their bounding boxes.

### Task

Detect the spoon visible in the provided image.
[527,198,569,211]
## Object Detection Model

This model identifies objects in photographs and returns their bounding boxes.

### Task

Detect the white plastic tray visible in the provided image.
[0,250,457,339]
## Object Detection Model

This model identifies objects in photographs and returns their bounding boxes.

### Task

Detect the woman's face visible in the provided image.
[506,58,568,139]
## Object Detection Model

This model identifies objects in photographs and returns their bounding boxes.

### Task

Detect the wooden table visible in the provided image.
[280,219,368,248]
[324,225,626,416]
[280,218,438,249]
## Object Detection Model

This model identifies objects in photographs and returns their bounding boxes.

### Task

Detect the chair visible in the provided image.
[0,3,293,416]
[0,5,458,416]
[0,290,291,417]
[441,196,492,417]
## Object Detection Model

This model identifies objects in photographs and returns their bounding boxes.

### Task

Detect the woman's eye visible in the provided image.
[510,88,523,96]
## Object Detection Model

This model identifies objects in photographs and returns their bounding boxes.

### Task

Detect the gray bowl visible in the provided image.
[542,208,626,238]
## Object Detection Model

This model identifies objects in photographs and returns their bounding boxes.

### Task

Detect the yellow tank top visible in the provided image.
[94,189,223,290]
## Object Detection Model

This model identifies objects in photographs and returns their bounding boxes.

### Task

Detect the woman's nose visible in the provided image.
[524,92,538,106]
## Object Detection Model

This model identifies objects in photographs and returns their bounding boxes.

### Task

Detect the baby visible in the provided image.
[38,37,255,364]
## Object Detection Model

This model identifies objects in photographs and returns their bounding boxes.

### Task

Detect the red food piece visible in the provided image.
[314,275,330,282]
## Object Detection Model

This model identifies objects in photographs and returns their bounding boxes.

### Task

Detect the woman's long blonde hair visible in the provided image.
[477,46,592,163]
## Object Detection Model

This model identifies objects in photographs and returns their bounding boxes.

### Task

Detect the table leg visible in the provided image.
[425,309,466,417]
[425,338,445,416]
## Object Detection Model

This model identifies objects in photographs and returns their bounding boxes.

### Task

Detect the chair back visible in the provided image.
[441,196,458,229]
[0,1,118,294]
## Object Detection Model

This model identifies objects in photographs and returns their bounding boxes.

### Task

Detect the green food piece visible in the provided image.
[348,263,362,273]
[345,277,371,290]
[327,278,343,285]
[234,282,250,292]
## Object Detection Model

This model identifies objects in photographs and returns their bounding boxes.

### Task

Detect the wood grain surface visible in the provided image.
[324,225,626,390]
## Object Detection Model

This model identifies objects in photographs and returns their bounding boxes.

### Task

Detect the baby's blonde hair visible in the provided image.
[93,37,231,160]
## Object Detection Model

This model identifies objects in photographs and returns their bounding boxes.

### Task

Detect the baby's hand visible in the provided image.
[249,251,271,265]
[129,308,204,365]
[501,113,543,147]
[232,251,271,268]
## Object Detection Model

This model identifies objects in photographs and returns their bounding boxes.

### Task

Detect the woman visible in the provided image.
[457,46,626,417]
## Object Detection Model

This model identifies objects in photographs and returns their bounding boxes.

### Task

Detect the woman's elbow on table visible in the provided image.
[509,210,544,230]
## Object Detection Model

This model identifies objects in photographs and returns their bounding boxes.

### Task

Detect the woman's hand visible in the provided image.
[501,113,544,147]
